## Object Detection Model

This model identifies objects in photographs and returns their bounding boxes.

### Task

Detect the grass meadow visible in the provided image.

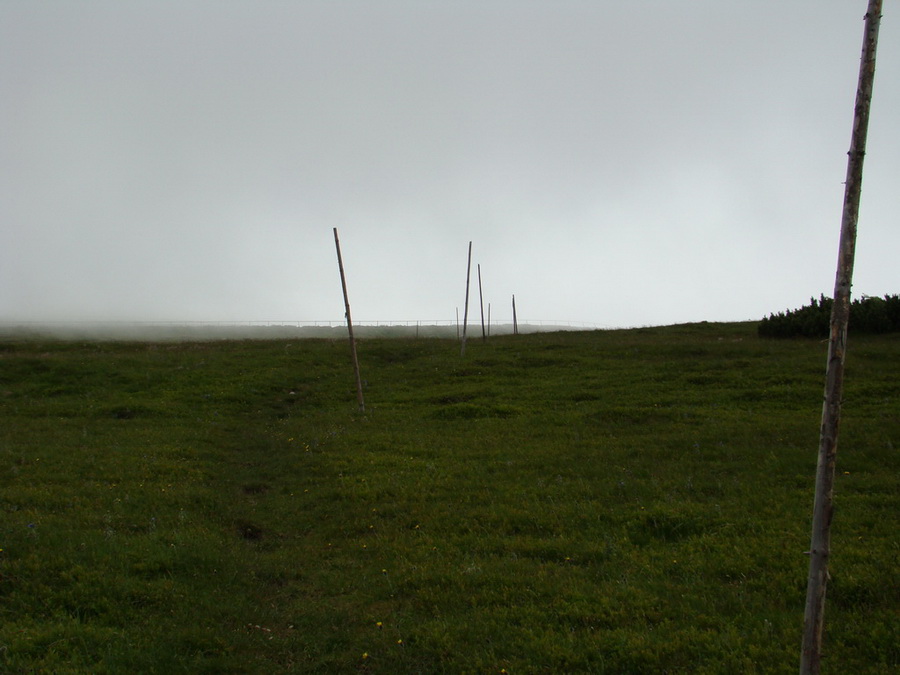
[1,322,897,673]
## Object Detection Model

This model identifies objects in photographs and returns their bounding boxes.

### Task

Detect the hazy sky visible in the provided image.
[2,1,897,328]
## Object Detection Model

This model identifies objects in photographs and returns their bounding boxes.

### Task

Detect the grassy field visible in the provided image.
[1,322,897,673]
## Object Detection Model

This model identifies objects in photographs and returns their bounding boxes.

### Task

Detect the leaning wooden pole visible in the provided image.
[477,264,486,341]
[333,228,365,412]
[512,294,518,335]
[460,241,472,357]
[800,2,882,673]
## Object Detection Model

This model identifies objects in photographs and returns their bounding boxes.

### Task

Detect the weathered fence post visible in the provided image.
[512,295,518,335]
[333,228,365,412]
[478,264,486,341]
[800,2,882,673]
[461,241,473,357]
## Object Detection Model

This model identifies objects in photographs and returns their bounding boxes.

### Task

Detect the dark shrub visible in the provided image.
[759,294,900,338]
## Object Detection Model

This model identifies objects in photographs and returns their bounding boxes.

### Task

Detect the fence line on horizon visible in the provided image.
[0,319,609,330]
[0,319,622,339]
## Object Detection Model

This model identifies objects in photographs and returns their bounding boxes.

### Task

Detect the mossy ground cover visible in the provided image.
[1,323,897,673]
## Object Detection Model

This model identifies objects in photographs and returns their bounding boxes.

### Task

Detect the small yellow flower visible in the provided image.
[375,621,383,629]
[361,652,369,660]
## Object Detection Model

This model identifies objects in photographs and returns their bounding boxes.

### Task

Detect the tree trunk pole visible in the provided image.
[800,2,882,673]
[333,228,365,412]
[478,264,486,341]
[461,241,472,357]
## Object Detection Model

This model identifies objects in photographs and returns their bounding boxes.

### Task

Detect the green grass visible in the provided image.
[1,323,897,673]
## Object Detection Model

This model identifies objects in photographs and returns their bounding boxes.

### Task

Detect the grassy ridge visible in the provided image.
[1,323,897,673]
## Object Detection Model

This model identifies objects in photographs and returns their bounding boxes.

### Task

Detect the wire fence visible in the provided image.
[1,319,606,328]
[0,319,609,340]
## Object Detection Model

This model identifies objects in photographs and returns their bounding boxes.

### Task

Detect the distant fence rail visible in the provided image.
[1,319,606,329]
[0,319,609,340]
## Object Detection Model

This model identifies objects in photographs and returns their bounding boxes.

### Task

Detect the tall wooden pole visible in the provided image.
[800,2,882,673]
[512,294,518,335]
[461,241,472,357]
[477,264,486,341]
[333,228,365,412]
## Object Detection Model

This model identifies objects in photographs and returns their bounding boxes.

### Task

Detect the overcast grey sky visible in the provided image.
[2,1,897,328]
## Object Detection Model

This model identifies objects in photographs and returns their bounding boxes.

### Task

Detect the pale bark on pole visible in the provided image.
[478,264,486,341]
[800,2,882,673]
[333,228,365,413]
[461,241,472,357]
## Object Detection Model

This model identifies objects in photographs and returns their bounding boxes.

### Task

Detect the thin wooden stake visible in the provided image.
[461,241,472,357]
[333,228,365,412]
[512,294,518,335]
[477,263,486,341]
[800,3,882,673]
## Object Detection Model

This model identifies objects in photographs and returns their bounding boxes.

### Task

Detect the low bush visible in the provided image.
[758,293,900,338]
